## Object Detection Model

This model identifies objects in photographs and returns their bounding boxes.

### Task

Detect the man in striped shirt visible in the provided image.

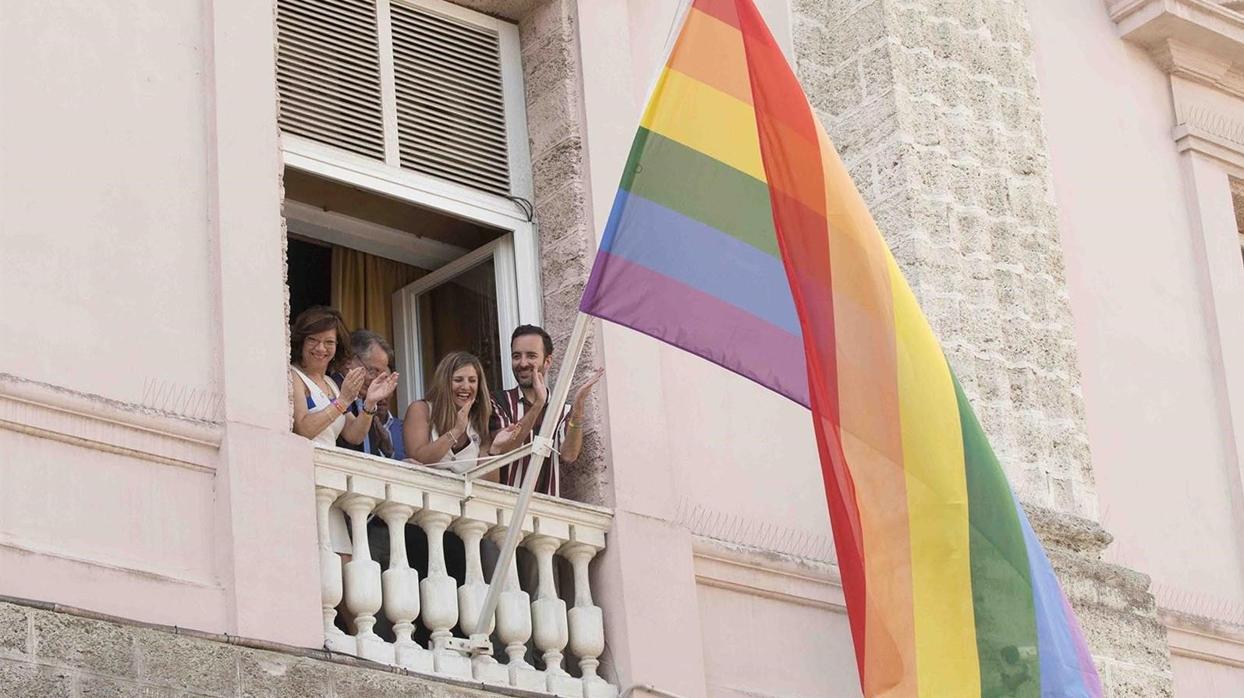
[488,325,603,497]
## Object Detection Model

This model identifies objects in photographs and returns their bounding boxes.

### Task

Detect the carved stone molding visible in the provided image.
[1154,39,1244,97]
[1110,0,1244,98]
[1111,0,1244,45]
[0,373,221,472]
[690,535,844,613]
[1160,607,1244,670]
[1231,178,1244,237]
[1173,103,1244,170]
[1109,1,1244,163]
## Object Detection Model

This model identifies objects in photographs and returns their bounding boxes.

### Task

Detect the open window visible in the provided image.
[277,0,539,409]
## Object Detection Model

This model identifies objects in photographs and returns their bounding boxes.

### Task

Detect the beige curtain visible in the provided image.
[331,247,425,355]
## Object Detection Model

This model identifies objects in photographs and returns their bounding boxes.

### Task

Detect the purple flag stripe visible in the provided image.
[582,252,809,406]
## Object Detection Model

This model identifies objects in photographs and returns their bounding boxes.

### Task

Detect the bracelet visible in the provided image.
[330,398,348,415]
[567,419,581,429]
[362,402,379,415]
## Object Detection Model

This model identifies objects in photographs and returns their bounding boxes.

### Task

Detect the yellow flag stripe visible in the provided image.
[640,67,767,182]
[887,253,980,696]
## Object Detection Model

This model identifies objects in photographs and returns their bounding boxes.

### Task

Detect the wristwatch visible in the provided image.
[362,402,379,415]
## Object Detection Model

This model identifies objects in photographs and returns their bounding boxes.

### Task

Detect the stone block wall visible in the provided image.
[516,1,610,506]
[0,599,513,698]
[795,0,1095,519]
[417,0,609,506]
[792,0,1176,694]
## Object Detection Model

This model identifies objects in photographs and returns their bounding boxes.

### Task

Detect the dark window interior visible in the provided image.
[287,237,332,321]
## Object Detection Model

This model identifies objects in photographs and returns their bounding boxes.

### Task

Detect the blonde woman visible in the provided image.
[404,351,515,474]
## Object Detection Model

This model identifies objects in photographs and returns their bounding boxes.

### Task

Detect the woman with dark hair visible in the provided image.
[289,305,399,634]
[403,351,514,474]
[289,306,399,449]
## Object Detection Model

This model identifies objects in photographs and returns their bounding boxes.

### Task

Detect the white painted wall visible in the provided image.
[697,585,860,698]
[0,1,216,407]
[1027,0,1244,688]
[1026,0,1244,606]
[0,0,322,647]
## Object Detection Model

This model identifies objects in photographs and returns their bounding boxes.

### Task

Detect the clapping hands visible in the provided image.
[339,367,366,404]
[573,368,605,408]
[365,371,400,407]
[452,394,474,439]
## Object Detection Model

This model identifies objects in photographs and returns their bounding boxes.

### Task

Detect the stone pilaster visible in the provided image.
[517,0,610,505]
[441,1,610,506]
[793,0,1174,694]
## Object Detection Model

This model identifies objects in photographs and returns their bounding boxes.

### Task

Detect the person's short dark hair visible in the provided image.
[350,329,394,369]
[511,324,553,358]
[290,306,351,371]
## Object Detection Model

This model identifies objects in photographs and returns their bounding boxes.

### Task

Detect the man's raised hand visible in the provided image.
[573,368,605,408]
[532,367,548,405]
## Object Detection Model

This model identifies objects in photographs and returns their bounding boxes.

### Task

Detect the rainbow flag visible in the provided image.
[579,1,1103,696]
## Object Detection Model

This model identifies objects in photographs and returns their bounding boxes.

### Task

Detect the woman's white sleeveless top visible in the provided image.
[430,421,481,474]
[292,366,345,448]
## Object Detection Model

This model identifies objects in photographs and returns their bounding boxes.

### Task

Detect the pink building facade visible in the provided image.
[0,0,1240,695]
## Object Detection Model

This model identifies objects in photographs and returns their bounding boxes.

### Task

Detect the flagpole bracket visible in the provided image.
[530,434,554,459]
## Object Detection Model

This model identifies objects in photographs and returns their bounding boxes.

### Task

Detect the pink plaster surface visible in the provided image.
[1,0,1241,693]
[1026,0,1244,603]
[0,0,216,407]
[0,0,321,648]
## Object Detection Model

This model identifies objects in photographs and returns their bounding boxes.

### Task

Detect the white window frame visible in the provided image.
[282,138,543,331]
[392,235,520,402]
[279,0,542,396]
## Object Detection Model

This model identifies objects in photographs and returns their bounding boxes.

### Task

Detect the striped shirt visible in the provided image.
[489,387,572,497]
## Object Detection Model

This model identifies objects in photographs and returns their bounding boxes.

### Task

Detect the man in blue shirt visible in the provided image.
[335,330,405,460]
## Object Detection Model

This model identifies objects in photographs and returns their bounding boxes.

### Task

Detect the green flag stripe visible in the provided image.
[621,127,779,258]
[954,372,1041,698]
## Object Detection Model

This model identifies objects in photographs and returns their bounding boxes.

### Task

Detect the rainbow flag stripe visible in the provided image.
[580,1,1103,696]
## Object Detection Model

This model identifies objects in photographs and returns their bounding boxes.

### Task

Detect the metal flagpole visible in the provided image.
[468,311,592,639]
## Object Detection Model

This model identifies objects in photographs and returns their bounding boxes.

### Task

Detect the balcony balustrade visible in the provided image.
[313,445,616,698]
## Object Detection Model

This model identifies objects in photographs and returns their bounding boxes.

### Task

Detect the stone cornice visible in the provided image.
[690,535,844,612]
[1160,607,1244,668]
[0,373,221,472]
[1111,0,1244,97]
[1154,39,1244,97]
[1111,0,1244,46]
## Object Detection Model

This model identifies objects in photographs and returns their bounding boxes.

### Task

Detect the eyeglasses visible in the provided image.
[305,337,337,350]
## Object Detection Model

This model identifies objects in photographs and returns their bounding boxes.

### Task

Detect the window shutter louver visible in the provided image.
[276,0,386,161]
[390,2,511,197]
[275,0,519,200]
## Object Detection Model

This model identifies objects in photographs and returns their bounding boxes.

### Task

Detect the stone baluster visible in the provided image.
[563,540,615,698]
[528,519,582,698]
[341,492,392,664]
[315,485,352,653]
[453,506,507,685]
[377,498,432,673]
[486,521,544,690]
[313,451,615,693]
[416,503,472,678]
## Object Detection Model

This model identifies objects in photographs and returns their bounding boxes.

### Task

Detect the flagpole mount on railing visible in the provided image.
[468,312,594,641]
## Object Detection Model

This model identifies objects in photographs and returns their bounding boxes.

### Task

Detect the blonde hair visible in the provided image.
[425,351,491,438]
